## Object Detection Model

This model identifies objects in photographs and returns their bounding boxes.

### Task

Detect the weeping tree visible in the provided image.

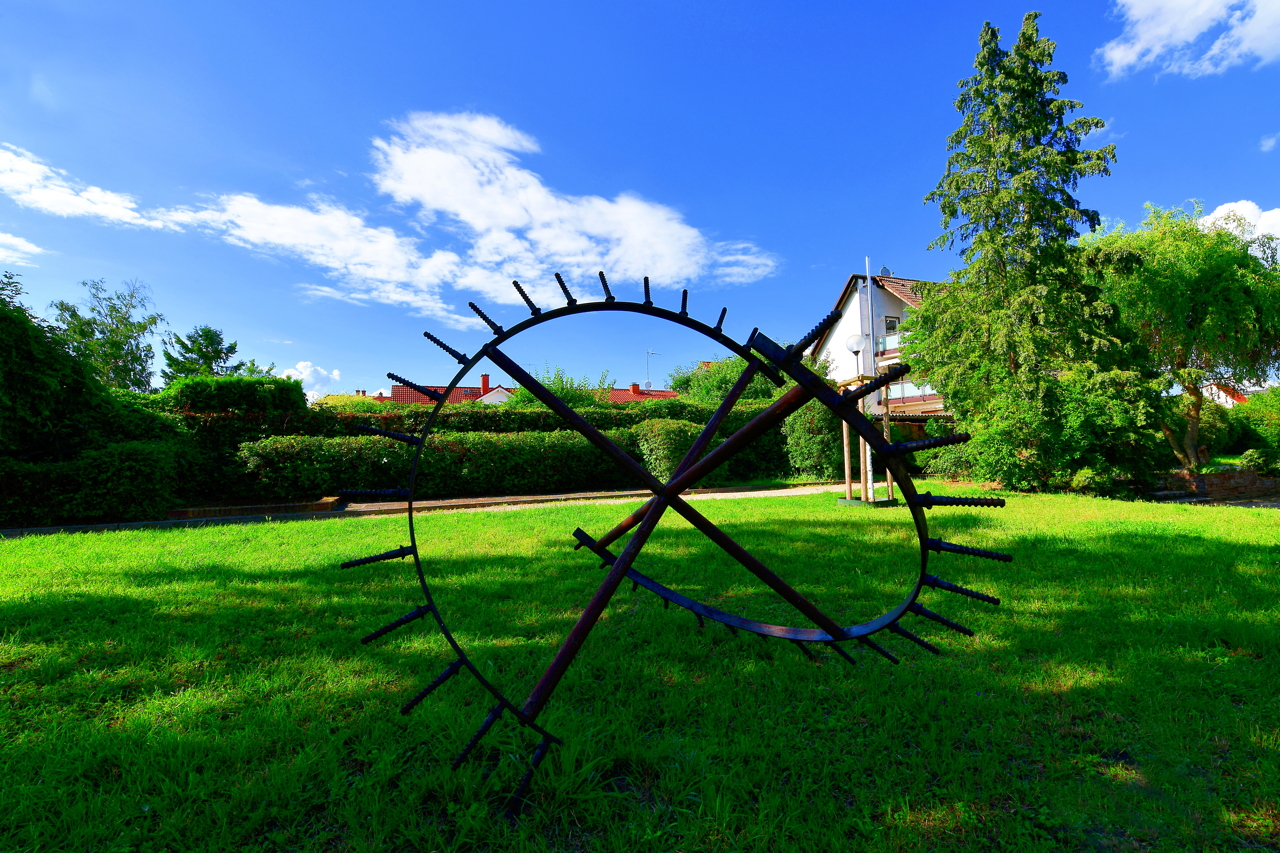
[1084,205,1280,470]
[51,279,165,393]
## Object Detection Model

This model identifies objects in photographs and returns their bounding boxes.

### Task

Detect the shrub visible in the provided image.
[1231,387,1280,450]
[782,400,842,480]
[236,429,644,501]
[162,375,307,414]
[634,420,728,485]
[1238,448,1279,476]
[0,439,189,527]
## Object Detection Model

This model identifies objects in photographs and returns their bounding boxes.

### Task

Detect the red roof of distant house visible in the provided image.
[608,384,680,404]
[389,372,513,405]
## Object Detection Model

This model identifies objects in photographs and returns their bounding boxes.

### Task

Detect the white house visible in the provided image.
[810,270,945,416]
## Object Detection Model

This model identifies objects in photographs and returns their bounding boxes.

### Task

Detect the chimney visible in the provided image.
[630,382,640,395]
[481,373,491,395]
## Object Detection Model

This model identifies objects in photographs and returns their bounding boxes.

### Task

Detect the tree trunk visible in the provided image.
[1160,421,1192,470]
[1183,384,1205,468]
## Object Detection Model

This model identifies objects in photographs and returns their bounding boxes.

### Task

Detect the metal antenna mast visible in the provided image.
[645,349,660,389]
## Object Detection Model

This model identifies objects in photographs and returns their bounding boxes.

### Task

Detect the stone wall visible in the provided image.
[1167,469,1280,500]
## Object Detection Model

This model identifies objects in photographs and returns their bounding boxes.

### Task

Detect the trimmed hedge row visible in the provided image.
[0,440,190,527]
[237,429,645,500]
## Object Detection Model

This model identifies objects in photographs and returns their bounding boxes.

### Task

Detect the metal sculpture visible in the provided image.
[339,271,1009,815]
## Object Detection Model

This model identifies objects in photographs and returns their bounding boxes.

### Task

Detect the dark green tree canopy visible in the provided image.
[668,356,780,405]
[51,279,165,393]
[161,325,247,384]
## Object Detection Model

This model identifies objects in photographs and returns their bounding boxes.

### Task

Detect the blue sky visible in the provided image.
[2,0,1277,396]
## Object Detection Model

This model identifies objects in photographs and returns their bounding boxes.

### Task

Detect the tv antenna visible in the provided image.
[645,349,660,389]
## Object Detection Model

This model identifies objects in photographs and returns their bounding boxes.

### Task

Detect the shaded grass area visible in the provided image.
[1,486,1277,851]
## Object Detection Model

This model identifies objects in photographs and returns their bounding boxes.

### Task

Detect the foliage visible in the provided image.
[781,400,842,480]
[502,365,613,409]
[634,419,727,485]
[50,279,165,392]
[160,325,258,383]
[1230,386,1280,450]
[237,429,643,501]
[1237,448,1278,476]
[0,439,189,527]
[1083,204,1280,469]
[162,375,307,415]
[668,356,781,404]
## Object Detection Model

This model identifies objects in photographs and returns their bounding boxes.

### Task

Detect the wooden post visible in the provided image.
[842,420,853,501]
[882,400,894,500]
[859,396,871,502]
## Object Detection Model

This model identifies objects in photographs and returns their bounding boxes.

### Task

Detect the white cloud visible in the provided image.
[1099,0,1280,77]
[1262,133,1279,152]
[0,112,778,325]
[279,361,341,399]
[0,144,173,228]
[1200,199,1280,238]
[0,231,45,266]
[374,387,389,397]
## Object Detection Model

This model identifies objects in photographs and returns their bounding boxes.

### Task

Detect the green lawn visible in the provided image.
[1,486,1277,851]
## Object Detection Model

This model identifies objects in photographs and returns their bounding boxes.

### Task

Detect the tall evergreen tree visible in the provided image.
[901,13,1161,490]
[160,325,247,383]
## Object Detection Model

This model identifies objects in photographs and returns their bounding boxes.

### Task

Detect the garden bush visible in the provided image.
[0,439,190,527]
[634,419,728,485]
[1238,448,1279,476]
[237,429,643,501]
[161,375,308,415]
[782,400,842,480]
[1231,387,1280,450]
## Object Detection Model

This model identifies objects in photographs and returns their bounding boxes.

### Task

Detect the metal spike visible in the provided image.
[910,492,1006,510]
[889,623,941,655]
[361,605,433,645]
[355,424,421,446]
[926,538,1013,563]
[921,574,1001,606]
[422,330,469,364]
[789,309,842,359]
[679,289,688,316]
[632,580,639,593]
[512,280,542,316]
[467,301,504,334]
[386,372,443,403]
[598,270,615,302]
[643,276,653,306]
[695,613,705,629]
[505,736,553,816]
[885,433,971,456]
[400,659,464,715]
[451,704,504,770]
[662,597,670,610]
[857,635,899,665]
[713,307,727,334]
[725,624,738,637]
[908,603,974,637]
[340,545,415,569]
[338,488,410,502]
[790,639,817,661]
[555,272,577,306]
[824,641,858,668]
[843,364,910,403]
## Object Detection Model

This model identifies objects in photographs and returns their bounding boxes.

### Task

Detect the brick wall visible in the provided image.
[1167,469,1280,500]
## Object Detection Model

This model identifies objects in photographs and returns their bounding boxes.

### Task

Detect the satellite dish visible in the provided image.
[644,381,652,389]
[879,265,893,276]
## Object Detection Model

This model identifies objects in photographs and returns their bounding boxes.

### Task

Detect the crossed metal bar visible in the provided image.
[482,334,884,727]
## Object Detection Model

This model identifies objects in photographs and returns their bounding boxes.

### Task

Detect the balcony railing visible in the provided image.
[875,332,902,353]
[885,381,936,400]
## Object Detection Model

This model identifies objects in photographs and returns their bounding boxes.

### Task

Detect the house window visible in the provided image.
[884,316,900,333]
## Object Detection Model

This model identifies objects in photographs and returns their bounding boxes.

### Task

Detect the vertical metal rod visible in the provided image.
[859,395,870,503]
[883,405,895,500]
[520,498,670,721]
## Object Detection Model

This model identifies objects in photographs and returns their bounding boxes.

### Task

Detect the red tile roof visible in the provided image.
[391,384,512,404]
[810,273,927,356]
[606,387,680,404]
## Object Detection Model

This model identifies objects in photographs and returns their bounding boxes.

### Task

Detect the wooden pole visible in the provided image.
[859,396,870,502]
[842,420,853,500]
[882,399,895,500]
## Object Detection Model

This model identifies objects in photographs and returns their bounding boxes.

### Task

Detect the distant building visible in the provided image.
[810,272,945,416]
[607,383,679,404]
[390,373,515,405]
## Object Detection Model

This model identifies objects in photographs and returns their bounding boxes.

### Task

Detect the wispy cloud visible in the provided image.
[0,231,45,266]
[0,114,777,326]
[1098,0,1280,77]
[1262,133,1279,152]
[0,144,174,228]
[1200,199,1280,238]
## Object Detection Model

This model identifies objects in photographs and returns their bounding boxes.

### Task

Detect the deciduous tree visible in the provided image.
[51,279,165,392]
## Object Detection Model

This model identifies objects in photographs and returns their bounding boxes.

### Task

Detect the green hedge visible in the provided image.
[161,375,308,414]
[237,429,645,501]
[1231,388,1280,450]
[635,419,728,485]
[0,440,189,528]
